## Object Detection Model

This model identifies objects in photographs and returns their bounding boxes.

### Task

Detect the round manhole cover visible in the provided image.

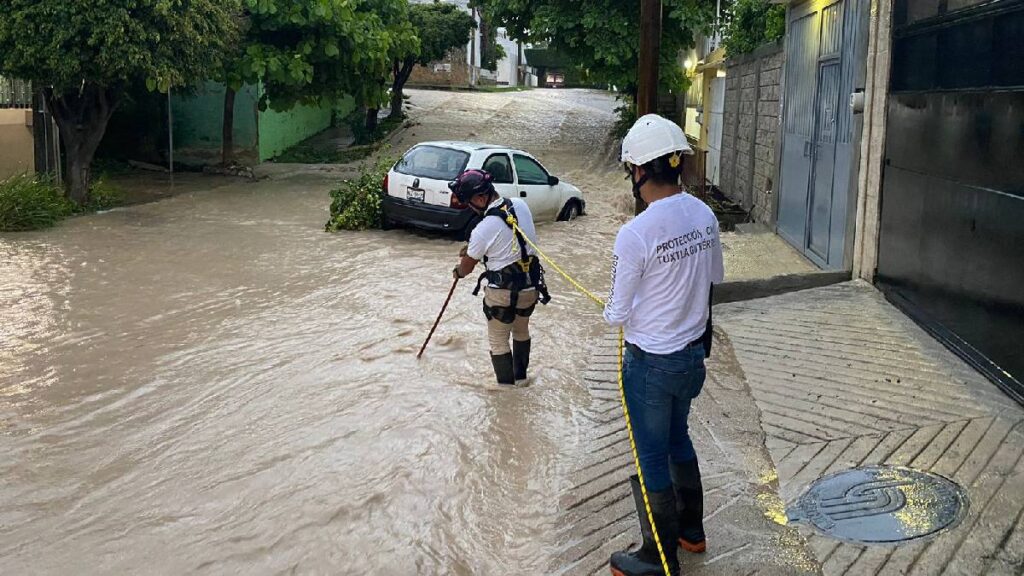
[788,466,968,544]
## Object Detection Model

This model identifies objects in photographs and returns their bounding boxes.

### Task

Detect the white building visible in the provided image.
[409,0,530,87]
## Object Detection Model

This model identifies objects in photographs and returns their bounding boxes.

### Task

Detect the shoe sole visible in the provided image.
[679,538,706,553]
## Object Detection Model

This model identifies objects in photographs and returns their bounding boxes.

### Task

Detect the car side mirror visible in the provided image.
[548,175,559,186]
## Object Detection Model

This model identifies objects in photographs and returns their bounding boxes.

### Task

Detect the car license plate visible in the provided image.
[407,187,424,202]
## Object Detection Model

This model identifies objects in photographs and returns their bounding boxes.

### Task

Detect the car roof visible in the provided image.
[414,141,513,153]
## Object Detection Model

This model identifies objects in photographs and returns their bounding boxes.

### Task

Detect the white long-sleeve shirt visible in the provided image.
[603,193,725,354]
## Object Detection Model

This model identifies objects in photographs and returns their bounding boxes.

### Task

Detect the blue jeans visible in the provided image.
[623,341,706,492]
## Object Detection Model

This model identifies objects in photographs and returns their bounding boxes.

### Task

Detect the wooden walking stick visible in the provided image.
[417,277,460,359]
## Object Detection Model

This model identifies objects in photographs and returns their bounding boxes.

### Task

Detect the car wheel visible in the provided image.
[558,200,581,222]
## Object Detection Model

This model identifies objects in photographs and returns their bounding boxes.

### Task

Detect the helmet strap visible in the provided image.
[629,167,649,201]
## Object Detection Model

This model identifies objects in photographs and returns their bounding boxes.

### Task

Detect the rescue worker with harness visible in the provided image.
[605,115,724,576]
[450,169,551,387]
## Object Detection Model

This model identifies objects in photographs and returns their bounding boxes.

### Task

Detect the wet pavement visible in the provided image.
[717,282,1024,576]
[1,88,864,575]
[569,283,1024,576]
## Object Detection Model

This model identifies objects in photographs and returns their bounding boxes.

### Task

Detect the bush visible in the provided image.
[722,0,786,56]
[0,174,73,232]
[611,95,638,140]
[325,154,397,232]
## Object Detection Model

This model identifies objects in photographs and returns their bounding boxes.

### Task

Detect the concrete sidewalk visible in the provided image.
[557,282,1023,576]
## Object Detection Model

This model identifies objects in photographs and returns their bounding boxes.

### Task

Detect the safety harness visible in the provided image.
[472,199,551,324]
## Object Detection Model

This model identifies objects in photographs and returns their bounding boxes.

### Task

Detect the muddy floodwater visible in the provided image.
[0,90,651,574]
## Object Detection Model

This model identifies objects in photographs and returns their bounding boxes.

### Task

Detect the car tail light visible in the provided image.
[450,193,466,210]
[382,173,389,195]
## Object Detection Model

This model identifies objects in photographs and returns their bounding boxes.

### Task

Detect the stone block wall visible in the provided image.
[408,47,471,88]
[719,42,783,225]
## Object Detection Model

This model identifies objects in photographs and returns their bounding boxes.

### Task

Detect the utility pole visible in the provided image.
[636,0,662,214]
[637,0,662,116]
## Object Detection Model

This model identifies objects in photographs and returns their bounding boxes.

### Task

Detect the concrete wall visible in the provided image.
[852,0,893,283]
[719,42,783,225]
[408,47,472,87]
[495,31,521,86]
[0,109,35,179]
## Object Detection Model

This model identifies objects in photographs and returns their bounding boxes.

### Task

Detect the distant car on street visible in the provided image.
[382,141,586,239]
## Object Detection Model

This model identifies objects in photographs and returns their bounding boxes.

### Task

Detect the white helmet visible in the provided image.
[620,113,694,166]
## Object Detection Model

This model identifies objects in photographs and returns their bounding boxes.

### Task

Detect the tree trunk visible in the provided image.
[222,87,236,166]
[365,107,379,135]
[65,145,93,206]
[43,84,120,205]
[389,59,416,121]
[389,87,404,120]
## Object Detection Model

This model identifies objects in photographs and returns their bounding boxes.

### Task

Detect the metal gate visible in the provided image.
[876,0,1024,403]
[778,0,863,269]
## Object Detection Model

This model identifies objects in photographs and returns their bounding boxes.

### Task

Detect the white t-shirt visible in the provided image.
[466,197,539,272]
[604,193,725,355]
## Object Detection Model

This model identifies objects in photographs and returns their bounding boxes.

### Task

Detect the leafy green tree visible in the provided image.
[389,2,476,120]
[221,0,419,163]
[721,0,785,56]
[479,20,507,73]
[472,0,715,96]
[0,0,239,204]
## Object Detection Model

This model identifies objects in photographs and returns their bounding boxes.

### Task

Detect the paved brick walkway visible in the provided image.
[556,282,1024,576]
[721,282,1024,576]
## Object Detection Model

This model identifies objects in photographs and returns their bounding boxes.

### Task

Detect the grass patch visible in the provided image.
[77,178,126,213]
[277,115,405,164]
[325,154,397,232]
[276,142,379,165]
[0,174,73,232]
[351,114,405,146]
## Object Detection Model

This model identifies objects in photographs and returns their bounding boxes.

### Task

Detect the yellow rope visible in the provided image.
[508,218,606,308]
[507,217,672,576]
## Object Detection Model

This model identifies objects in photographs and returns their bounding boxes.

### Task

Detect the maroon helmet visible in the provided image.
[449,169,495,204]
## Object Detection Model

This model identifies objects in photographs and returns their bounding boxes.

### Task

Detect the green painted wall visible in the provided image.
[170,81,356,164]
[257,92,355,161]
[172,82,259,165]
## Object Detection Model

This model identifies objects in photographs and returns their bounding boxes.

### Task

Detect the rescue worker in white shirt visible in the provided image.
[605,115,725,576]
[450,169,550,387]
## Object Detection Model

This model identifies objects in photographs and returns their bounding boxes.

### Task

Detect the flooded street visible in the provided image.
[1,89,637,574]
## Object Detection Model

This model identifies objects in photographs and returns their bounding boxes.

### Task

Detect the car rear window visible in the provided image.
[395,146,470,181]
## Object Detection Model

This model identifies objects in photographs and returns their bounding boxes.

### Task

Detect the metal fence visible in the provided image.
[0,76,32,109]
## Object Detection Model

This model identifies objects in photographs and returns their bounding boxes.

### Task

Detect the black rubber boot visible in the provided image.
[609,476,679,576]
[512,339,531,385]
[670,458,706,554]
[490,353,515,386]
